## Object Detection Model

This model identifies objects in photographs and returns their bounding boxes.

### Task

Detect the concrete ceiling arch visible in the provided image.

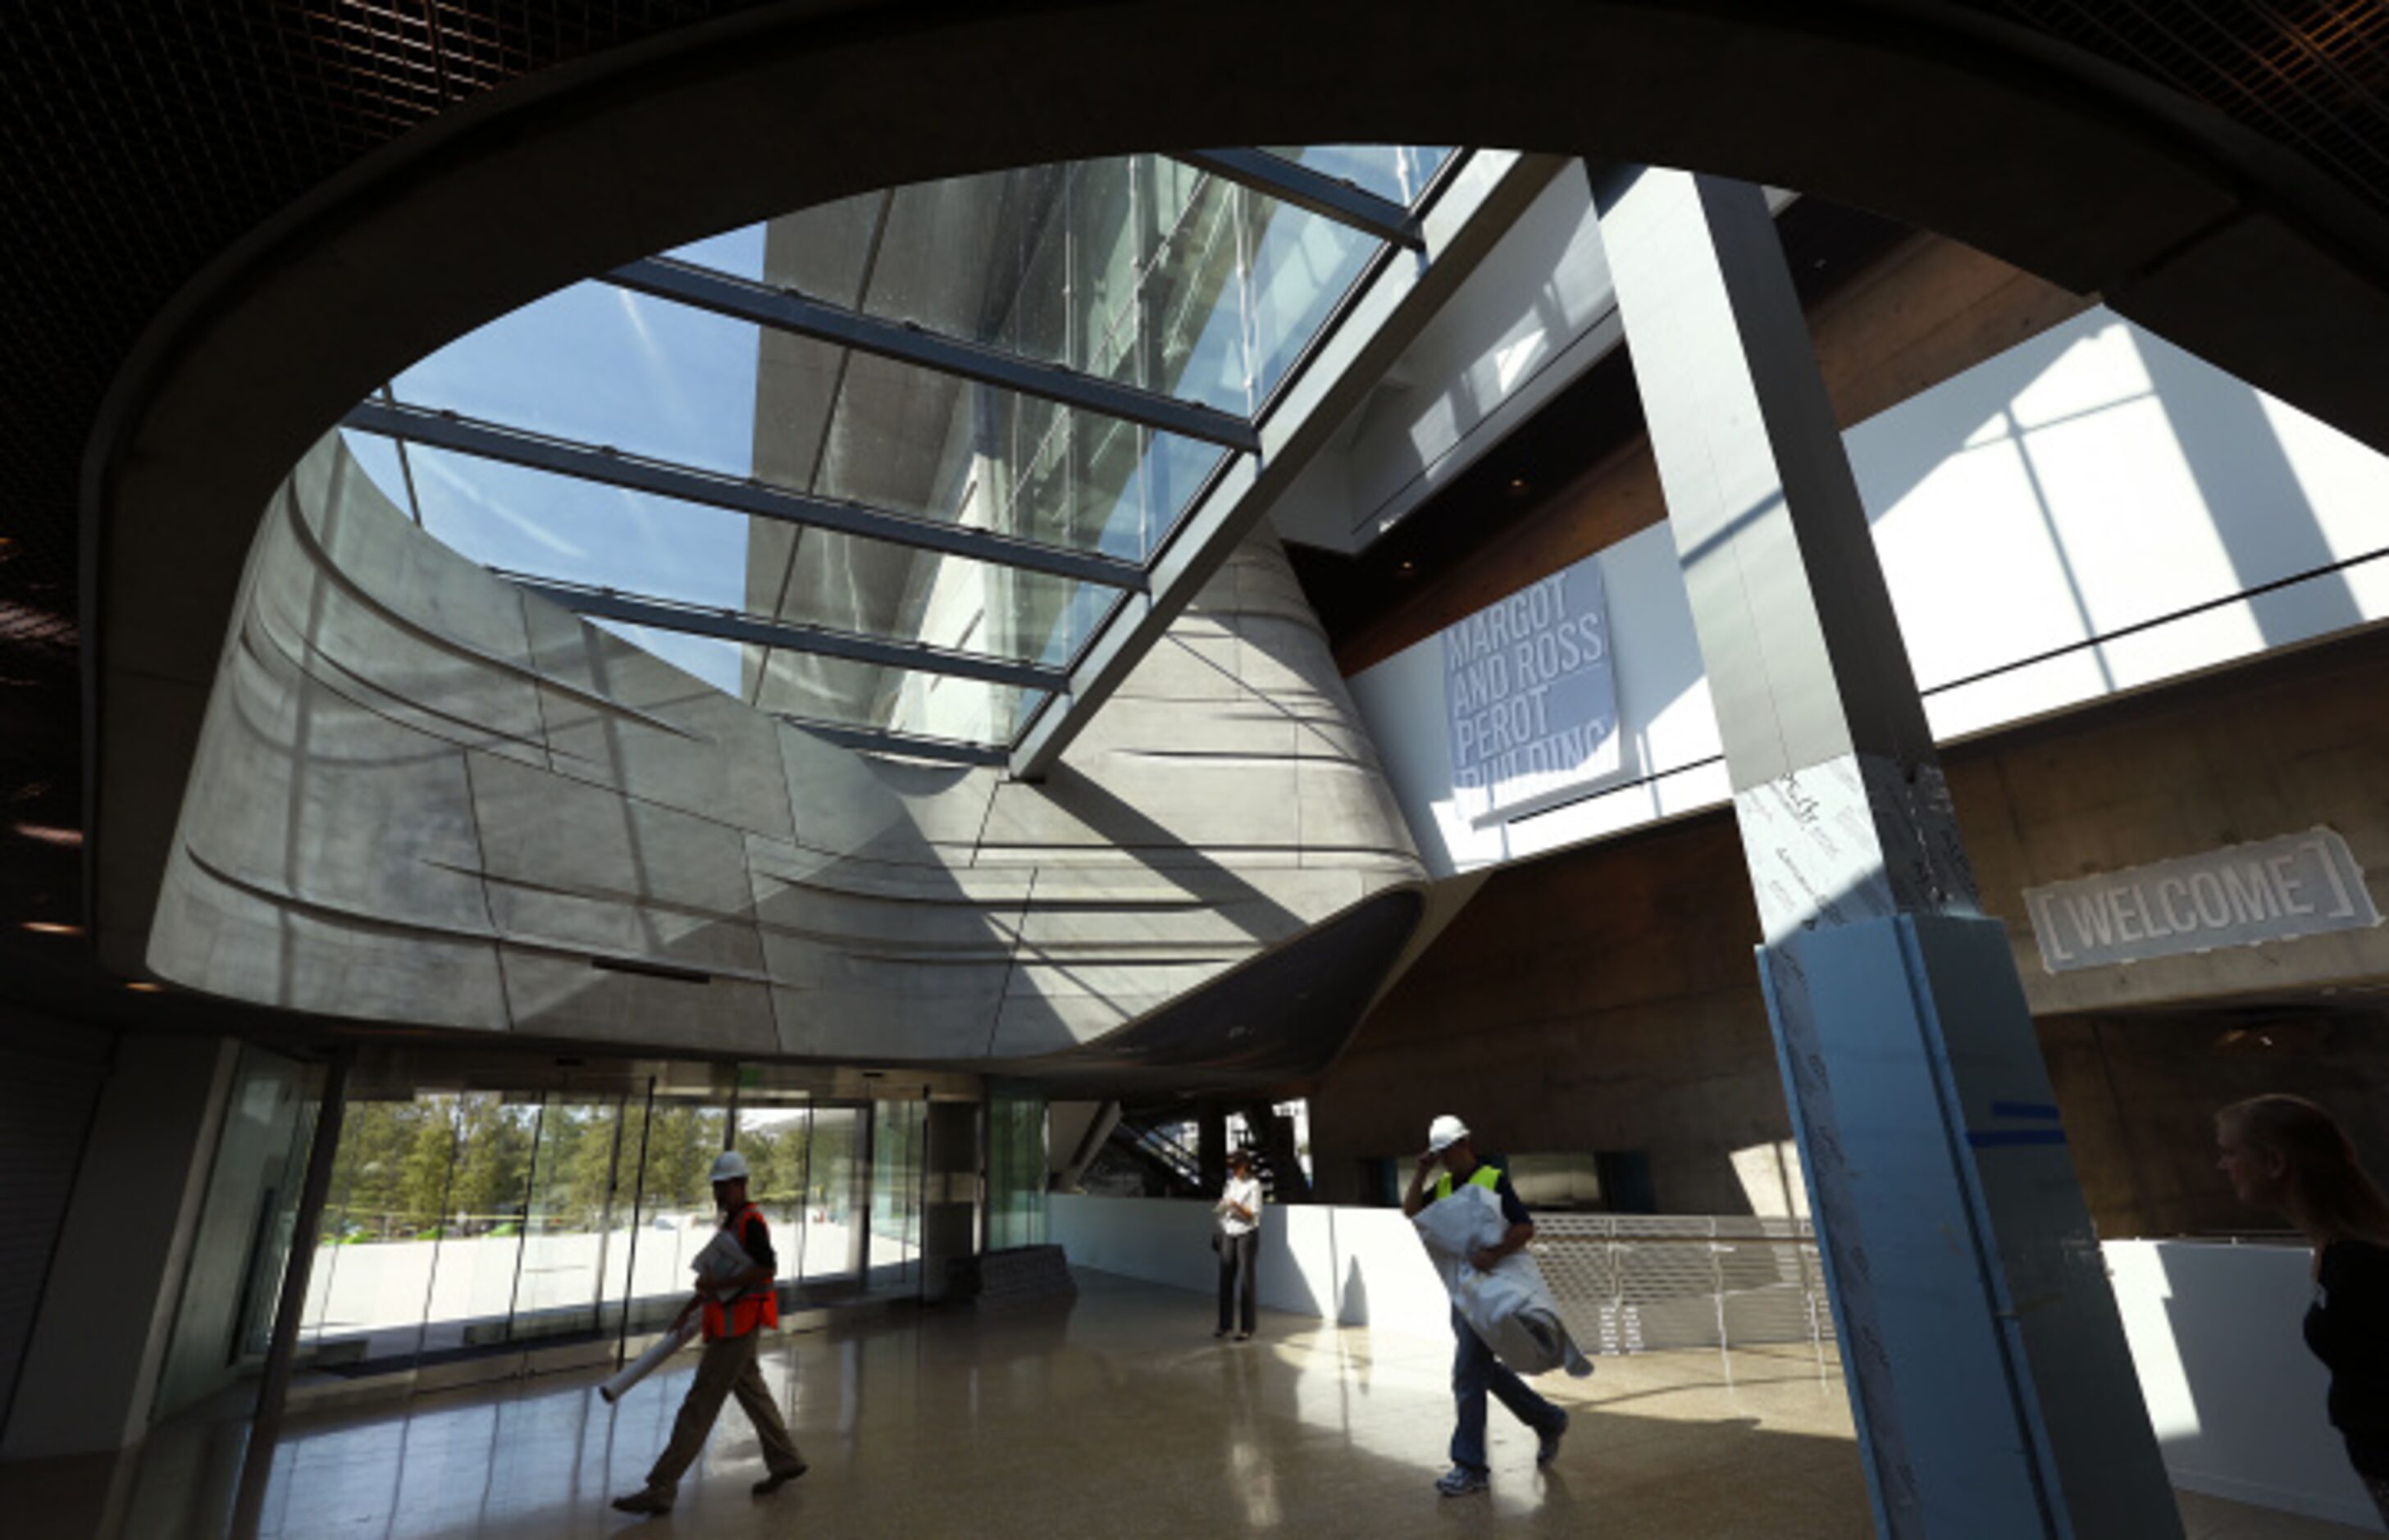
[86,0,2389,961]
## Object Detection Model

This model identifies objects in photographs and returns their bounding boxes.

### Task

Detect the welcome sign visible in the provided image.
[1443,554,1621,824]
[2023,827,2380,973]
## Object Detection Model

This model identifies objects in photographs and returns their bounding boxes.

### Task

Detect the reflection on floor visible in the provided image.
[2,1272,2373,1538]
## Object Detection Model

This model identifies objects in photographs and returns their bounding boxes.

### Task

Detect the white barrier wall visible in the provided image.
[1049,1192,1454,1342]
[1053,1197,2387,1530]
[1349,308,2389,878]
[2109,1240,2386,1531]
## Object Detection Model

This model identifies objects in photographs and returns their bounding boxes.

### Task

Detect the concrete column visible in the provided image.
[1594,167,2177,1538]
[2,1034,238,1460]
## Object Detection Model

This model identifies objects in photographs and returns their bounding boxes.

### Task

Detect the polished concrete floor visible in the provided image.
[3,1272,2374,1538]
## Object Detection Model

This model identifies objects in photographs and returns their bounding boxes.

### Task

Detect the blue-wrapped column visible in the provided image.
[1594,166,2177,1539]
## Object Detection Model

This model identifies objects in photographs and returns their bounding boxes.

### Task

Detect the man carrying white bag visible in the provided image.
[609,1150,808,1516]
[595,1221,750,1406]
[1406,1115,1593,1499]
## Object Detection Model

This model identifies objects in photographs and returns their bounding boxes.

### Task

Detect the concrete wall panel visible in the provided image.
[523,606,800,845]
[149,435,1425,1070]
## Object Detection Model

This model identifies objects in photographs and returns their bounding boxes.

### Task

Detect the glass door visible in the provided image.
[867,1099,926,1293]
[618,1096,731,1335]
[796,1106,867,1283]
[508,1093,627,1342]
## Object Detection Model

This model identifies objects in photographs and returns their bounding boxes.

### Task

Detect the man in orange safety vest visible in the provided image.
[612,1149,806,1515]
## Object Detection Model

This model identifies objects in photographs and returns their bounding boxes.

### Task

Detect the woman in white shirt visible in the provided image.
[1215,1150,1264,1342]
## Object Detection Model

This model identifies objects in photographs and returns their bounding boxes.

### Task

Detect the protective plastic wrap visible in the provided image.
[599,1320,698,1404]
[1412,1181,1594,1378]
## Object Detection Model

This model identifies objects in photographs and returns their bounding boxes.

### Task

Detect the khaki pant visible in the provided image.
[643,1328,804,1499]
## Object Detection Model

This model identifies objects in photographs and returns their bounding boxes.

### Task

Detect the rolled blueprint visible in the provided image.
[600,1319,698,1405]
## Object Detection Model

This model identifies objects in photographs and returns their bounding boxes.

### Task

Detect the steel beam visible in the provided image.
[777,715,1010,768]
[1175,149,1424,249]
[342,399,1147,591]
[1012,153,1556,778]
[501,573,1069,692]
[608,257,1261,453]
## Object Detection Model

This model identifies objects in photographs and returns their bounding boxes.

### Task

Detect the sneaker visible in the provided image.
[1537,1410,1569,1466]
[1434,1465,1489,1497]
[752,1462,807,1495]
[610,1489,672,1515]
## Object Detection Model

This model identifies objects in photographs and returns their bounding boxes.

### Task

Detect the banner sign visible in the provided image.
[2023,827,2380,973]
[1442,554,1621,825]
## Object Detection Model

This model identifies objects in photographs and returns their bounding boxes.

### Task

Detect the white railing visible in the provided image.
[1047,1193,1831,1378]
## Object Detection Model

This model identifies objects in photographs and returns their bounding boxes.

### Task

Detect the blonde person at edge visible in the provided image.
[1404,1115,1567,1498]
[1215,1149,1263,1342]
[612,1150,807,1516]
[2218,1095,2389,1524]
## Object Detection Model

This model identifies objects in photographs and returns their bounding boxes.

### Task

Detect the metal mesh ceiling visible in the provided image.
[0,2,770,629]
[1990,0,2389,202]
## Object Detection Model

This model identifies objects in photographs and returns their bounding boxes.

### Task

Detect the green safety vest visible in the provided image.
[1434,1163,1502,1202]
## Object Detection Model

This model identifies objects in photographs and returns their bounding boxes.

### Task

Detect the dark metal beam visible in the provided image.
[502,572,1069,692]
[343,399,1147,590]
[777,715,1010,768]
[608,257,1261,453]
[1175,149,1424,249]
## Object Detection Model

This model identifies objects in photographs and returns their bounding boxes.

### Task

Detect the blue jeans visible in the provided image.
[1449,1305,1560,1474]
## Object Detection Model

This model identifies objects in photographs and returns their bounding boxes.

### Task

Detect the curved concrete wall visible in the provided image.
[147,435,1423,1065]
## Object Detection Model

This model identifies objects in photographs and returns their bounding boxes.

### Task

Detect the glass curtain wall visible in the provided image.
[735,1100,814,1291]
[277,1084,953,1370]
[301,1092,460,1364]
[152,1046,317,1422]
[868,1100,926,1292]
[622,1097,732,1333]
[415,1093,539,1354]
[984,1095,1049,1251]
[508,1095,629,1342]
[797,1107,866,1280]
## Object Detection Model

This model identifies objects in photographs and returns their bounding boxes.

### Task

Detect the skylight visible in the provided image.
[340,146,1459,761]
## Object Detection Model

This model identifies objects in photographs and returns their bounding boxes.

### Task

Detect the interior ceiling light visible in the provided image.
[11,822,82,847]
[21,919,81,936]
[125,980,165,993]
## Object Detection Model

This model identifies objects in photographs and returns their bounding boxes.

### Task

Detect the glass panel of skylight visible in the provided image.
[1241,186,1381,404]
[336,427,417,520]
[1262,145,1454,207]
[752,648,1043,743]
[403,446,749,613]
[586,621,746,697]
[386,446,1109,669]
[801,347,1228,562]
[390,280,759,483]
[858,157,1251,417]
[748,523,1115,667]
[663,221,768,282]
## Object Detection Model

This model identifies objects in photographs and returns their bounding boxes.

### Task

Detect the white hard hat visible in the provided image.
[709,1150,750,1183]
[1426,1115,1470,1154]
